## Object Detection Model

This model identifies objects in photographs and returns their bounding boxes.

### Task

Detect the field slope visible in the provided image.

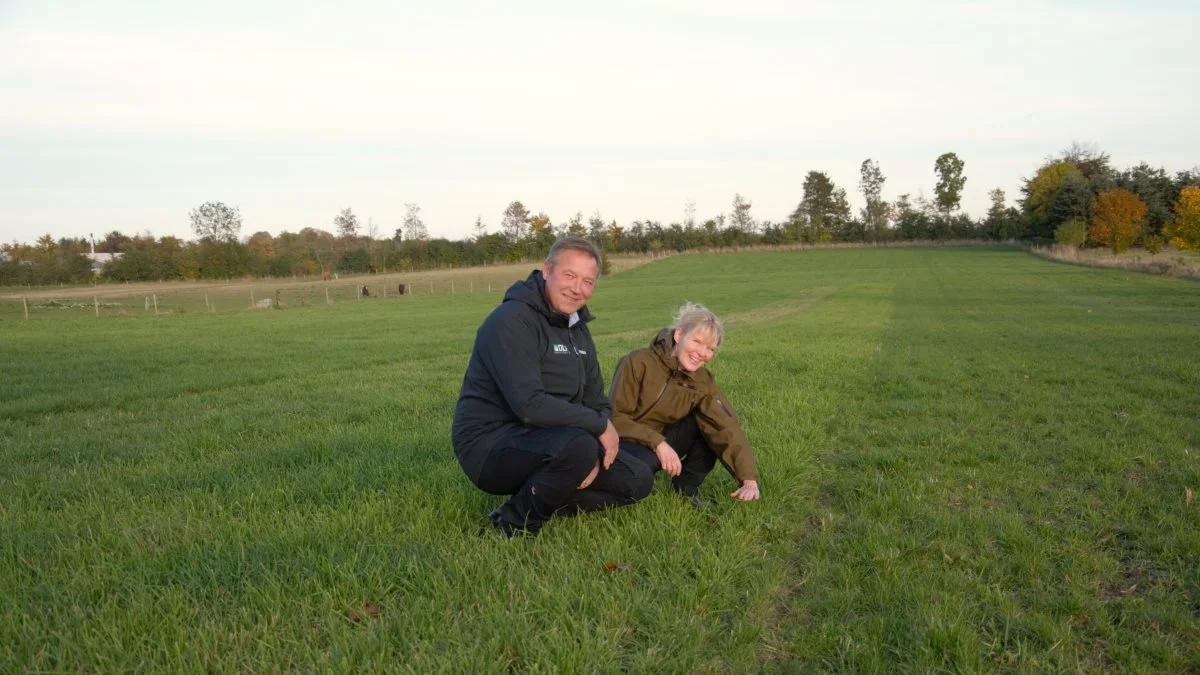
[1,247,1197,672]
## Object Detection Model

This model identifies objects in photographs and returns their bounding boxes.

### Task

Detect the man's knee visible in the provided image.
[627,458,655,501]
[555,429,601,473]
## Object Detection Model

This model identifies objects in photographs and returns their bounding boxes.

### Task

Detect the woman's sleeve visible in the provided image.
[609,354,667,450]
[694,379,759,482]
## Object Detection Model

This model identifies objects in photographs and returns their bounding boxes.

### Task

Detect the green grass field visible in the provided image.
[2,247,1198,672]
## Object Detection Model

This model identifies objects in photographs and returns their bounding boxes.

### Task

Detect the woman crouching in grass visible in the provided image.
[609,302,760,506]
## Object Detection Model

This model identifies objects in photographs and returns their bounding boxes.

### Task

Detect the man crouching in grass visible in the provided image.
[452,237,654,537]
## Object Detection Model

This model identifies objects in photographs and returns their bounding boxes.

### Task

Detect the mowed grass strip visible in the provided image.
[763,250,1200,671]
[1,248,1197,671]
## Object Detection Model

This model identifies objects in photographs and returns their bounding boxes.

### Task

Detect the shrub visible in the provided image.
[1144,234,1164,255]
[1054,219,1088,248]
[1165,185,1200,252]
[1090,188,1148,254]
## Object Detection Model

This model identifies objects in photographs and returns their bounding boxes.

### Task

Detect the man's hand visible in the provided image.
[598,420,619,469]
[730,480,761,501]
[578,460,600,489]
[654,441,682,478]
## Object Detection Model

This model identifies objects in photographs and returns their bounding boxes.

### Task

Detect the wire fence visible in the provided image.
[1,277,517,321]
[0,252,666,321]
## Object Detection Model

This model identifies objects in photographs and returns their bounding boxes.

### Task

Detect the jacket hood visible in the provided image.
[504,270,595,327]
[650,327,700,378]
[651,327,675,353]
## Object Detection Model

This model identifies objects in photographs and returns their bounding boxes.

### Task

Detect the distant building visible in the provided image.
[86,251,122,274]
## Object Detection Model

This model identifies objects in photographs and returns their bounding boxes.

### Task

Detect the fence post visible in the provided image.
[153,294,159,315]
[94,296,99,317]
[23,296,29,320]
[429,281,434,294]
[204,293,210,311]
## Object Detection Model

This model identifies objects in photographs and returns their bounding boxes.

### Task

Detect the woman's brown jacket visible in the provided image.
[609,329,759,483]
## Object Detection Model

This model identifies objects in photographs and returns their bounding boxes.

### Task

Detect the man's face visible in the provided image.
[542,249,598,315]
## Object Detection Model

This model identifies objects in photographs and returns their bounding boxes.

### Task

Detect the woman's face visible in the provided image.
[673,327,718,372]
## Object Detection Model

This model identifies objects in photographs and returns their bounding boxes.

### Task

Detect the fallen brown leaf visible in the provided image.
[348,610,362,624]
[363,602,380,618]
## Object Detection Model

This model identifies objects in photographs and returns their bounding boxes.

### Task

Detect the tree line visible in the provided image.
[3,145,1198,286]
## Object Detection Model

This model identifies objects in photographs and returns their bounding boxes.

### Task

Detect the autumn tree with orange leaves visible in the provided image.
[1090,188,1147,254]
[1164,185,1200,252]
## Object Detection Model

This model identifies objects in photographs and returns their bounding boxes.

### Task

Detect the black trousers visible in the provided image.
[620,414,718,493]
[475,426,654,534]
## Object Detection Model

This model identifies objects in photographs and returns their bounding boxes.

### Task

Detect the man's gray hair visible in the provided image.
[671,302,725,347]
[546,236,603,275]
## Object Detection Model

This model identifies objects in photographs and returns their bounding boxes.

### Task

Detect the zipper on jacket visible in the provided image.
[567,327,585,402]
[715,397,734,418]
[632,380,670,422]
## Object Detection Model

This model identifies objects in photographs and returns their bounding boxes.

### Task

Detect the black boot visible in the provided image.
[672,482,705,510]
[486,509,534,538]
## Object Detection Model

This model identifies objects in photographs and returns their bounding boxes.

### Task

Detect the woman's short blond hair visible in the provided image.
[670,302,725,347]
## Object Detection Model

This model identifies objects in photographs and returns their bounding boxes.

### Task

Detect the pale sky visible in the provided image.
[2,0,1197,244]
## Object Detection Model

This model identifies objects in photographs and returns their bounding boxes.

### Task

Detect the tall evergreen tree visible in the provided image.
[1048,173,1095,228]
[1118,163,1177,235]
[790,171,850,243]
